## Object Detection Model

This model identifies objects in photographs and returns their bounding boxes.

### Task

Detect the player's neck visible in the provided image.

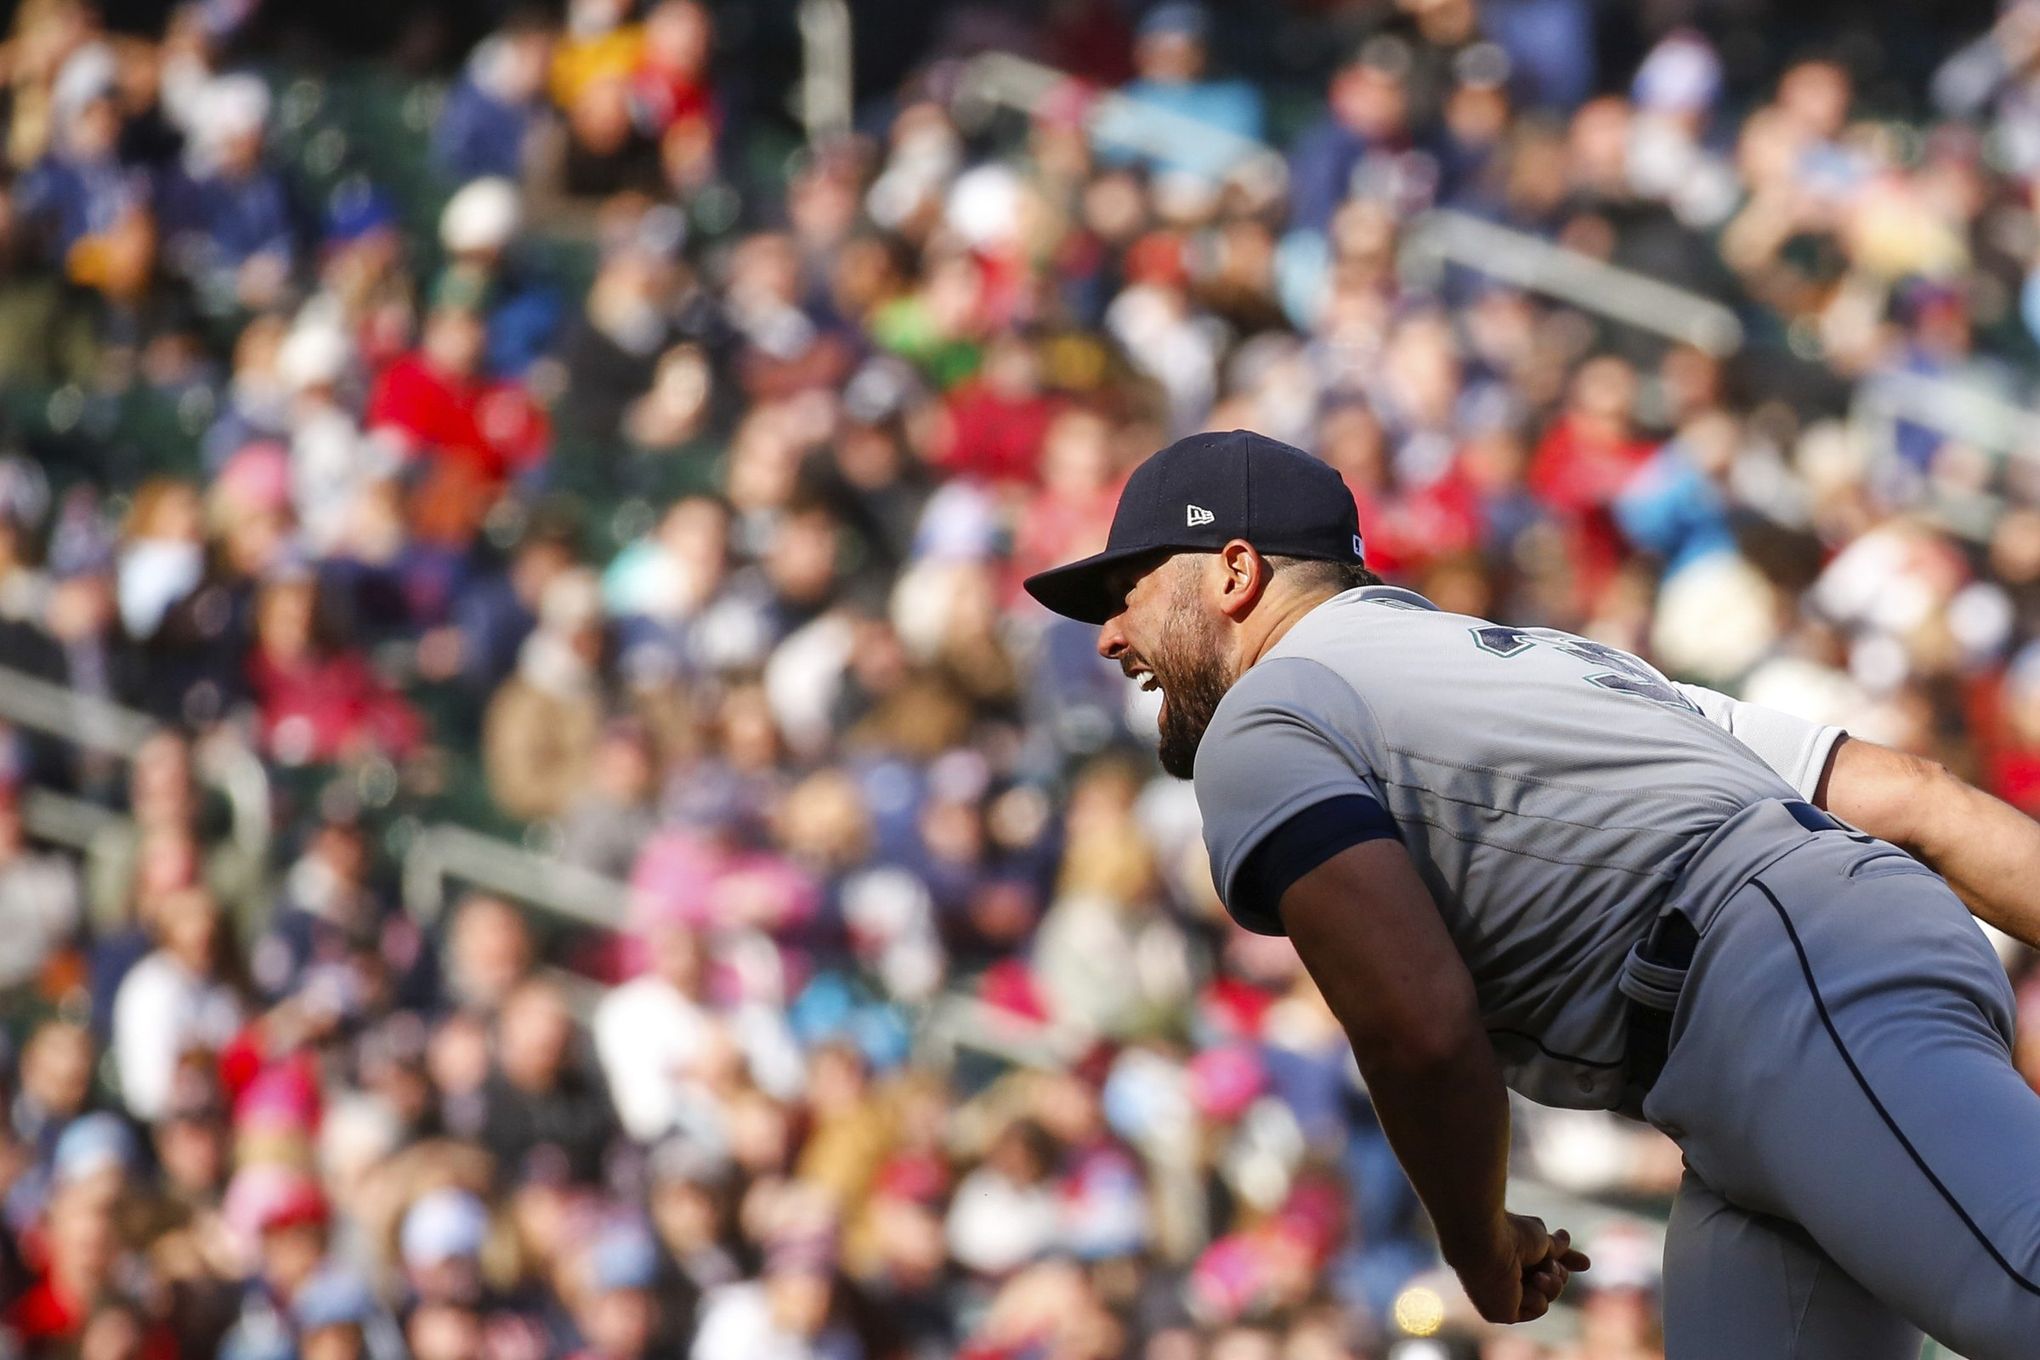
[1237,584,1342,674]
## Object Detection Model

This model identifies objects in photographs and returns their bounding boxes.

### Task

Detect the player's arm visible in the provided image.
[1278,838,1589,1324]
[1815,734,2040,947]
[1672,679,2040,946]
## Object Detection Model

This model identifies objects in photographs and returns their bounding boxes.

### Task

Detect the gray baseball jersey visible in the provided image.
[1193,585,1841,1111]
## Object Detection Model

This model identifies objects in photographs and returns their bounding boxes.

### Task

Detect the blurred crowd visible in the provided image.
[4,0,2040,1357]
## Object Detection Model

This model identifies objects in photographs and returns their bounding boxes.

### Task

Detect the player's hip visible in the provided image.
[1626,801,2005,1110]
[1638,835,2014,1179]
[1491,798,1979,1116]
[1639,847,2040,1359]
[1656,797,1864,938]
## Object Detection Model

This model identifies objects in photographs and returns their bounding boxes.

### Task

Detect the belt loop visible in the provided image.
[1622,913,1697,1100]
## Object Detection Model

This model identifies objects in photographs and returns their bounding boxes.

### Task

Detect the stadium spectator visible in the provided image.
[110,887,241,1122]
[1102,3,1265,181]
[478,977,618,1187]
[245,561,422,767]
[435,13,558,186]
[366,296,549,487]
[0,781,83,993]
[159,74,294,316]
[1287,42,1421,236]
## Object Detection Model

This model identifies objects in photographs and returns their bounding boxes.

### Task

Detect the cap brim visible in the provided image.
[1022,544,1164,625]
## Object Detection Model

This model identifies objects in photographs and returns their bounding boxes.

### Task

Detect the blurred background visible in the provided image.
[0,0,2036,1356]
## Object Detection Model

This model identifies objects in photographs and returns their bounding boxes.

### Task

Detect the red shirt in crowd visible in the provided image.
[941,381,1064,486]
[1528,413,1656,600]
[1966,671,2040,816]
[1348,469,1484,578]
[1010,478,1122,599]
[8,1240,177,1357]
[246,647,423,765]
[366,353,550,484]
[632,68,715,134]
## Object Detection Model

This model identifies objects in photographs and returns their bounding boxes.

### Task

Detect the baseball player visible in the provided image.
[1024,430,2040,1360]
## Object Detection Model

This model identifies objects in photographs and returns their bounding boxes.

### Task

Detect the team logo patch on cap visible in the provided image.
[1187,504,1215,527]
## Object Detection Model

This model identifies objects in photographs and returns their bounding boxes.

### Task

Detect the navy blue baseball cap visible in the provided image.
[1023,429,1363,624]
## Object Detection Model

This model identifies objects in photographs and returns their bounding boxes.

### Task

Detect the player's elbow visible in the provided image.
[1824,738,1955,856]
[1351,992,1488,1076]
[1899,754,1978,858]
[1899,752,1960,800]
[1873,752,1961,856]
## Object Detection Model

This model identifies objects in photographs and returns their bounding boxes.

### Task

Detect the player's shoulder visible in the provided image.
[1198,648,1373,771]
[1212,650,1345,716]
[1192,650,1373,809]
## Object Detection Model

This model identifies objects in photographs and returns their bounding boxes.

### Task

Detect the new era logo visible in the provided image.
[1186,504,1215,527]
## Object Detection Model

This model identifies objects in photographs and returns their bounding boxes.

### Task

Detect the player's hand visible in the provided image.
[1455,1213,1592,1325]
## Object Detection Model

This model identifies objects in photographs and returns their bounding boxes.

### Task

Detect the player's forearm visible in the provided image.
[1353,1026,1515,1271]
[1821,737,2040,948]
[1276,842,1517,1273]
[1908,776,2040,946]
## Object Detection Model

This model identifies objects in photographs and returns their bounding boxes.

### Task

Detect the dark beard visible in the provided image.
[1152,630,1232,780]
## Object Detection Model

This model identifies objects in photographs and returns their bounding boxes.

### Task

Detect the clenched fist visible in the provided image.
[1455,1213,1593,1325]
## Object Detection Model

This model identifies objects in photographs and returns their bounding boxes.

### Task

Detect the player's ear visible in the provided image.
[1214,540,1268,620]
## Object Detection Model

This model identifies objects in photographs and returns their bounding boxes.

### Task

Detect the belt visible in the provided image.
[1622,799,1839,1095]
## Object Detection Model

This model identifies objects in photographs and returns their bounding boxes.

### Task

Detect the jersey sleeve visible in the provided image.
[1193,657,1390,935]
[1672,681,1847,801]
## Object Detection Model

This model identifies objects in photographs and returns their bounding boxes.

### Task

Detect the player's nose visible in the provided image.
[1096,616,1128,661]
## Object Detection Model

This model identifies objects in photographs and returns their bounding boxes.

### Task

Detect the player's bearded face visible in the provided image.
[1147,569,1232,779]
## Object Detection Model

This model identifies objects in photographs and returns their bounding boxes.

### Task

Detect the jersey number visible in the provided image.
[1469,626,1699,714]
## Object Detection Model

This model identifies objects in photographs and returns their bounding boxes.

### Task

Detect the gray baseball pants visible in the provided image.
[1637,825,2040,1360]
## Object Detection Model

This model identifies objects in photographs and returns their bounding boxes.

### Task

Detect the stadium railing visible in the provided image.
[1850,365,2040,542]
[0,663,271,864]
[399,819,633,928]
[1397,209,1746,357]
[797,0,855,144]
[952,51,1290,195]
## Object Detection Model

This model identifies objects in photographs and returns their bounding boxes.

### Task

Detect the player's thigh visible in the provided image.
[1655,857,2040,1359]
[1663,1171,1919,1360]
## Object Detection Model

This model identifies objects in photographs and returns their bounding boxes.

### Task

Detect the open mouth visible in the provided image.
[1126,665,1161,694]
